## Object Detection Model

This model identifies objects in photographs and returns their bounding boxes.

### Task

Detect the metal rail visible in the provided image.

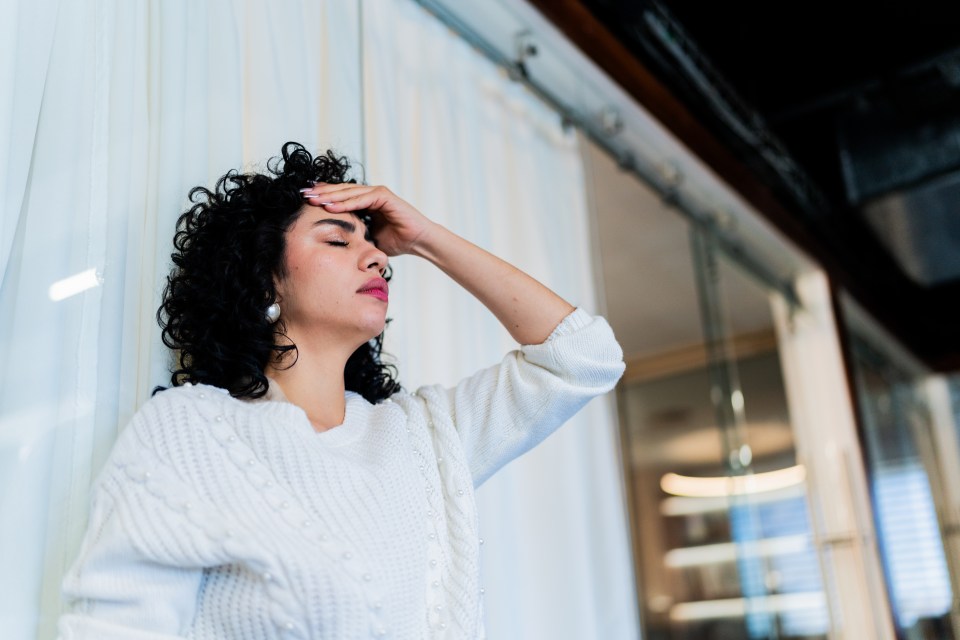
[409,0,802,309]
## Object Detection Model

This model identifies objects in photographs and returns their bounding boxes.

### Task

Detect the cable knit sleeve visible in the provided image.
[57,399,225,639]
[57,489,203,639]
[416,308,625,487]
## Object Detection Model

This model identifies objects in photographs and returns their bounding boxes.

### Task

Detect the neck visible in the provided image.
[265,332,356,432]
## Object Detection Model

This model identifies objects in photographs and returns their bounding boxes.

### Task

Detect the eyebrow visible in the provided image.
[312,217,373,242]
[313,218,356,233]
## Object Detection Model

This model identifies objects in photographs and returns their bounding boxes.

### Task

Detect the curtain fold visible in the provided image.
[0,0,61,286]
[361,1,638,637]
[3,0,637,637]
[0,3,362,638]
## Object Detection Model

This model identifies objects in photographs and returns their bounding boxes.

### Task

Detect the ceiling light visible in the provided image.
[660,465,806,498]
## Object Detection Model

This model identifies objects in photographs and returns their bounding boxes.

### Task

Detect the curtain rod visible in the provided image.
[409,0,802,310]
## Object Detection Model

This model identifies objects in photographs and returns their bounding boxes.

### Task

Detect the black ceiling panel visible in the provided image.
[576,0,960,367]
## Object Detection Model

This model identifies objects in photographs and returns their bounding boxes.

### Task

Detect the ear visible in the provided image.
[271,275,285,303]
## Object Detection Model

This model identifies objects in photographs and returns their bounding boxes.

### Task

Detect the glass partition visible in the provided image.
[848,336,959,639]
[617,228,830,639]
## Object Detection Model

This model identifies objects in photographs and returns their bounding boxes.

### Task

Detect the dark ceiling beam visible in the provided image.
[527,0,960,371]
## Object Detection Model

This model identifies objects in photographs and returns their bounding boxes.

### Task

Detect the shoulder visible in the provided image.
[134,383,233,427]
[372,389,451,436]
[96,383,262,500]
[382,388,435,417]
[106,383,237,469]
[145,381,232,407]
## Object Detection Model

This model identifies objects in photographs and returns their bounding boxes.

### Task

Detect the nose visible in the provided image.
[361,242,389,275]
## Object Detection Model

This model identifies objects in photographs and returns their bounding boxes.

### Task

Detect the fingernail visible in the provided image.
[299,188,312,193]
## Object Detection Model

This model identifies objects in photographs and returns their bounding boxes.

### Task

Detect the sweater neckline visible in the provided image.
[244,378,368,447]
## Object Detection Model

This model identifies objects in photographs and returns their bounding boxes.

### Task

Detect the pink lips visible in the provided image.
[357,277,389,302]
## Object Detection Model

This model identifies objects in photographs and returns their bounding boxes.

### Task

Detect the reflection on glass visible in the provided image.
[47,267,103,301]
[619,231,829,639]
[850,338,957,639]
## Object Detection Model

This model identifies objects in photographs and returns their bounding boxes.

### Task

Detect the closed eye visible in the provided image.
[326,240,349,247]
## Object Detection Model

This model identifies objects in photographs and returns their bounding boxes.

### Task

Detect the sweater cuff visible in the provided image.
[543,307,593,343]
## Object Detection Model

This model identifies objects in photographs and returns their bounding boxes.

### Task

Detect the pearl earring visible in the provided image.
[265,302,281,323]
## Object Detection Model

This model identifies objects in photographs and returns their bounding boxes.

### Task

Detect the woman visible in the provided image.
[58,143,624,639]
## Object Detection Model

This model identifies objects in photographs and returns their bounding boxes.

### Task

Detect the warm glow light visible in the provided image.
[660,465,806,498]
[660,484,807,516]
[731,390,744,411]
[48,268,102,301]
[664,534,810,568]
[669,592,825,621]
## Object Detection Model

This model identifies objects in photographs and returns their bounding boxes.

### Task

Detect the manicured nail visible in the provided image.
[298,188,311,193]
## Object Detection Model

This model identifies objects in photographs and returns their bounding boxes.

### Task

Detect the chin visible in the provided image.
[358,316,388,341]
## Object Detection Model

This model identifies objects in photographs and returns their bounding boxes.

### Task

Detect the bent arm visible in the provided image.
[413,308,625,486]
[410,222,575,346]
[58,489,203,640]
[299,183,574,345]
[57,411,227,640]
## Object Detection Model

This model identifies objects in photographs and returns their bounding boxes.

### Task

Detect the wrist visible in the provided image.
[408,220,449,262]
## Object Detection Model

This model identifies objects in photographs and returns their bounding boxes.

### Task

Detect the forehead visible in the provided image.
[295,208,368,230]
[292,208,373,241]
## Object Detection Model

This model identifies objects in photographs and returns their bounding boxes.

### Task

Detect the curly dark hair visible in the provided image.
[157,142,401,403]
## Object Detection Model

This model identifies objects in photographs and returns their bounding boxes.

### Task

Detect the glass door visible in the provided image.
[617,226,835,639]
[691,228,829,639]
[691,229,829,639]
[670,228,830,638]
[848,336,959,639]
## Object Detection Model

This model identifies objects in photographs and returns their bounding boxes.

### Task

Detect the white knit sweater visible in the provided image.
[58,309,624,639]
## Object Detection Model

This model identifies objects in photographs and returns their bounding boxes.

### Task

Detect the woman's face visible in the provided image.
[274,208,389,349]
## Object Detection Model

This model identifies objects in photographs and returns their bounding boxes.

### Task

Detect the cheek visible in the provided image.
[284,242,320,280]
[283,250,342,305]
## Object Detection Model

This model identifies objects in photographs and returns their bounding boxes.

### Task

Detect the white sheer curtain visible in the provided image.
[0,2,362,638]
[361,1,637,637]
[3,0,637,637]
